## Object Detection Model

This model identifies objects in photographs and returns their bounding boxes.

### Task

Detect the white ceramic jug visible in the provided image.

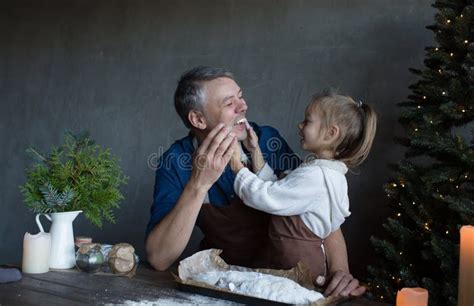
[37,210,82,269]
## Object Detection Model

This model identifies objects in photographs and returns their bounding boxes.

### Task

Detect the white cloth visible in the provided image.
[234,159,351,238]
[191,270,323,304]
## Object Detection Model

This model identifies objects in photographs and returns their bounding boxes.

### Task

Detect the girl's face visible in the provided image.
[298,105,336,158]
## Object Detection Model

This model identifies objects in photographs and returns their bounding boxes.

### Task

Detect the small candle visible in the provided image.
[75,236,92,248]
[22,231,51,274]
[458,225,474,306]
[396,287,428,306]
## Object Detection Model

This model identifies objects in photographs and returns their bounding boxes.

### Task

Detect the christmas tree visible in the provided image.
[367,1,473,305]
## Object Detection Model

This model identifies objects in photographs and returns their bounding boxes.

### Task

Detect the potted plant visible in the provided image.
[20,130,128,269]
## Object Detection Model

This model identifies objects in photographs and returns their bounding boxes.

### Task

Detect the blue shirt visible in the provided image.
[146,123,301,237]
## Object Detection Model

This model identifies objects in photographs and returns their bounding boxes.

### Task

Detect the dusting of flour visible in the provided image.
[118,291,242,305]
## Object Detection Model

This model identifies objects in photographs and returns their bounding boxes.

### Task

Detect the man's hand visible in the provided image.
[190,123,237,189]
[146,123,238,271]
[315,271,366,297]
[321,229,365,297]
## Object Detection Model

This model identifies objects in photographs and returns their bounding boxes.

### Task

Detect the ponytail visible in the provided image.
[339,103,377,167]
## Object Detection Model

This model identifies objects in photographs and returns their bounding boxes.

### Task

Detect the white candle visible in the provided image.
[458,225,474,306]
[396,287,428,306]
[22,231,51,274]
[22,213,53,275]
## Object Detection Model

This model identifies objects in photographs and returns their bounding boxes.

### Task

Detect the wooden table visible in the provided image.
[0,264,389,305]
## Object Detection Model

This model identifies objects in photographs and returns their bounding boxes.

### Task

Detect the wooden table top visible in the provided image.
[0,264,390,305]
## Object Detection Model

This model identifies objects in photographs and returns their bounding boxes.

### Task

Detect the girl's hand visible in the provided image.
[242,121,259,153]
[242,122,266,173]
[230,141,245,173]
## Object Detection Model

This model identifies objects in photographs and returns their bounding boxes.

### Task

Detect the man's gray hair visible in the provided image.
[174,66,235,129]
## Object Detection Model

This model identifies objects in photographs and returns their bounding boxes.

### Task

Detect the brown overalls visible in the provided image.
[196,197,327,283]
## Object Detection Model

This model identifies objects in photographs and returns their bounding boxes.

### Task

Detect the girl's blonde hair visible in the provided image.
[309,91,377,168]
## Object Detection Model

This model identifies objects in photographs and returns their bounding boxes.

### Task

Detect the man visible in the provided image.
[146,66,365,297]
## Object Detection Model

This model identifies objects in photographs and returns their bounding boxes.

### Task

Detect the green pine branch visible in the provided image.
[20,130,128,228]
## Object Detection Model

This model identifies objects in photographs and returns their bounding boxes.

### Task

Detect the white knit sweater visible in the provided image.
[234,159,351,239]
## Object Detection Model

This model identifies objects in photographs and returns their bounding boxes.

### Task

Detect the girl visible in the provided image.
[230,92,377,285]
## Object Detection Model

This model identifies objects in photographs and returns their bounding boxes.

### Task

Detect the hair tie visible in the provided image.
[357,100,363,108]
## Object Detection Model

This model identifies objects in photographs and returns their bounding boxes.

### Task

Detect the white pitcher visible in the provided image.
[37,210,82,269]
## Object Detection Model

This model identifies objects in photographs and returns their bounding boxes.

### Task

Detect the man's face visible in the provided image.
[201,77,248,141]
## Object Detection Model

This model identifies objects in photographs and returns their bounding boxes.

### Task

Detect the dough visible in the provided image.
[191,270,323,304]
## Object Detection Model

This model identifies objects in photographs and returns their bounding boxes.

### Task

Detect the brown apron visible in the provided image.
[197,197,327,282]
[196,197,270,268]
[264,215,327,281]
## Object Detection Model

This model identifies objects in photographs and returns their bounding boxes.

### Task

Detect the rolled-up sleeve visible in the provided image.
[145,154,183,238]
[255,163,278,182]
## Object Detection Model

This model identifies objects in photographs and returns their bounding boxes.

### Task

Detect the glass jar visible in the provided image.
[75,243,104,273]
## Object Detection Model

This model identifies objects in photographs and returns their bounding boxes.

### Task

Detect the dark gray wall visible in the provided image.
[1,0,434,278]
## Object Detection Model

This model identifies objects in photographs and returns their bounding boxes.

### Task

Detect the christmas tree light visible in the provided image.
[367,1,474,305]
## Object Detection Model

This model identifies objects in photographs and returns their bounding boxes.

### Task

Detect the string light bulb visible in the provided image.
[447,19,451,23]
[465,40,469,44]
[450,53,454,56]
